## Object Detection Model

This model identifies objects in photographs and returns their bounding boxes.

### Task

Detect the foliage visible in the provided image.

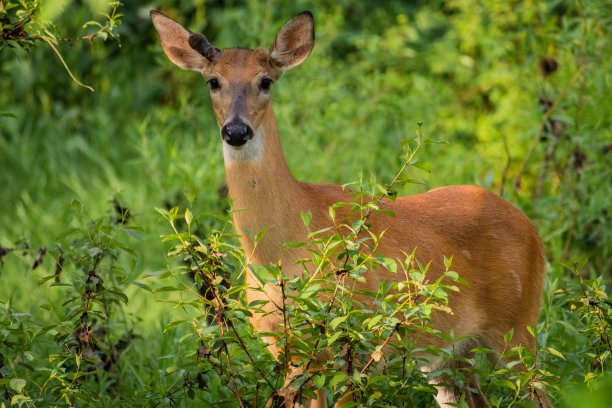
[0,199,139,406]
[0,0,610,406]
[0,0,123,91]
[152,133,557,406]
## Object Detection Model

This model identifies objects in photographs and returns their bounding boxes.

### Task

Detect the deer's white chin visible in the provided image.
[222,127,264,164]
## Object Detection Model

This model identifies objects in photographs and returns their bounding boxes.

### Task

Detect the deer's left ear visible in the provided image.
[151,10,219,71]
[269,11,315,70]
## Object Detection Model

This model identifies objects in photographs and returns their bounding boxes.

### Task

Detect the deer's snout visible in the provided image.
[221,120,254,147]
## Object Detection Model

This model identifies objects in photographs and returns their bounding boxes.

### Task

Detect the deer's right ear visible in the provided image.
[269,11,315,70]
[150,10,218,71]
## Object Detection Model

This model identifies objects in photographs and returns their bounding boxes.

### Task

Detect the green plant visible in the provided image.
[153,133,557,407]
[0,200,140,406]
[0,1,610,406]
[0,0,123,91]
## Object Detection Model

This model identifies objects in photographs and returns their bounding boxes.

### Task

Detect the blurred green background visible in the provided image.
[1,0,611,406]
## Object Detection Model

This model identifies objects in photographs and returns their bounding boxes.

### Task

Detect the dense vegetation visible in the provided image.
[1,0,610,406]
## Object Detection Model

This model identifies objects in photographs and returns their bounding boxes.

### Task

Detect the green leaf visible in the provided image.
[253,227,269,242]
[185,186,196,205]
[249,263,278,284]
[409,270,424,283]
[132,281,152,292]
[330,315,348,329]
[87,247,103,257]
[379,257,397,273]
[164,320,189,333]
[412,160,432,173]
[374,209,396,217]
[184,208,193,226]
[443,256,453,270]
[308,227,332,238]
[329,371,347,388]
[124,228,143,241]
[496,379,517,391]
[373,183,387,196]
[397,176,424,185]
[248,300,269,308]
[71,199,82,213]
[107,289,129,305]
[327,331,342,347]
[312,374,326,389]
[155,207,169,218]
[366,314,383,330]
[444,270,459,281]
[168,207,179,221]
[426,368,452,381]
[527,325,536,338]
[283,241,307,248]
[328,205,336,221]
[155,286,182,292]
[503,328,514,345]
[546,347,565,360]
[300,210,312,227]
[300,283,321,299]
[9,378,26,393]
[11,395,30,405]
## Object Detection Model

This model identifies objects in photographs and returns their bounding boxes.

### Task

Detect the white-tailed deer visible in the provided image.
[151,10,551,407]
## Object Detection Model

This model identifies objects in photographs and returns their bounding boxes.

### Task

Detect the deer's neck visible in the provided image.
[223,105,307,265]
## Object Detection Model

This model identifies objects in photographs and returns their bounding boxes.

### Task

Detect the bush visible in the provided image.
[1,0,610,406]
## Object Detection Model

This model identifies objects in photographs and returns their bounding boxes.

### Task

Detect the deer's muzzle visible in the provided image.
[222,120,254,147]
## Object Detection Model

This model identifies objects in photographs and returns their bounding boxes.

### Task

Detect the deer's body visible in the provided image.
[151,10,551,407]
[227,102,545,355]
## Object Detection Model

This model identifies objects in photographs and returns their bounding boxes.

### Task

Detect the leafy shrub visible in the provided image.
[0,0,611,407]
[0,199,139,406]
[153,135,557,406]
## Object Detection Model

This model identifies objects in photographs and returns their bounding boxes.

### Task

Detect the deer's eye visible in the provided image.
[207,78,220,90]
[260,77,273,91]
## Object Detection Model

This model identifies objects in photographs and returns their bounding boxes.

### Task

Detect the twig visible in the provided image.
[280,278,290,371]
[340,131,424,272]
[304,272,346,372]
[297,132,423,398]
[225,317,278,392]
[41,35,94,92]
[222,343,246,408]
[166,217,278,394]
[360,323,400,374]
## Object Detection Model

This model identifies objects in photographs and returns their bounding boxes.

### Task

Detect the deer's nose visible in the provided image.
[221,120,253,147]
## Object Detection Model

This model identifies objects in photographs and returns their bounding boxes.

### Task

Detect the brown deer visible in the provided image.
[151,10,552,408]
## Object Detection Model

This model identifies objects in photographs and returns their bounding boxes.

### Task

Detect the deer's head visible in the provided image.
[151,10,314,150]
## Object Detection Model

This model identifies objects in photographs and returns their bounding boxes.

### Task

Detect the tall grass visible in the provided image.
[1,0,610,406]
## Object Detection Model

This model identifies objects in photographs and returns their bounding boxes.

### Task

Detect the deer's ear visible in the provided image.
[151,10,218,71]
[269,11,315,70]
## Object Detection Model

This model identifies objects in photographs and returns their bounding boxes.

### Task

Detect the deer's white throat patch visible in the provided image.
[222,127,264,164]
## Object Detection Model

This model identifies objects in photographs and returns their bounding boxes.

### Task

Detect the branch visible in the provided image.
[41,35,94,92]
[360,323,400,375]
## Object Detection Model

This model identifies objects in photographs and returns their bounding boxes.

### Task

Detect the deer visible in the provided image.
[151,10,552,408]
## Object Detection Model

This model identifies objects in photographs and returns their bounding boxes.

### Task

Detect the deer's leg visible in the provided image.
[421,338,490,408]
[266,365,327,408]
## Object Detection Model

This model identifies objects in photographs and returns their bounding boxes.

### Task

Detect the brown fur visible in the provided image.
[151,10,552,407]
